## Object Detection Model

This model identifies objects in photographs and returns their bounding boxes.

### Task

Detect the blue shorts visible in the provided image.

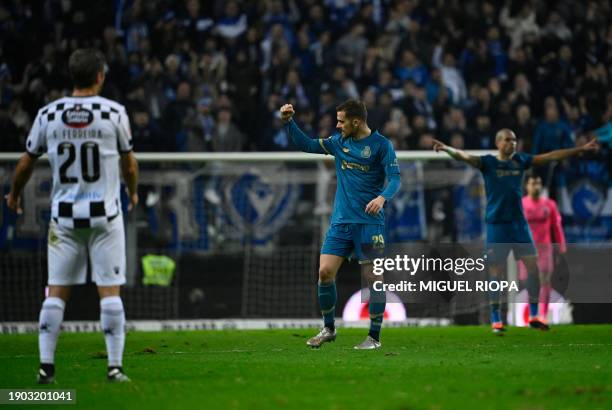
[486,221,537,264]
[321,223,385,264]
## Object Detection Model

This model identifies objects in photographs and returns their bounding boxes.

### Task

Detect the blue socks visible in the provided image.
[490,304,501,324]
[526,273,540,318]
[318,281,337,331]
[318,281,386,340]
[489,278,501,324]
[368,287,386,341]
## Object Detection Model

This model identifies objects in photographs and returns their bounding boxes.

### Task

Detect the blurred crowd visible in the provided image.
[0,0,611,153]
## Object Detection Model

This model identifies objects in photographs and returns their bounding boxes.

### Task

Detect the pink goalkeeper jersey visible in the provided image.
[522,196,567,252]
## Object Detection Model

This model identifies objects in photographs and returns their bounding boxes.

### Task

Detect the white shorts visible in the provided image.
[47,216,126,286]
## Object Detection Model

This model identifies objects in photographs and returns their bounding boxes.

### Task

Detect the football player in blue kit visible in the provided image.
[433,129,598,333]
[280,99,401,349]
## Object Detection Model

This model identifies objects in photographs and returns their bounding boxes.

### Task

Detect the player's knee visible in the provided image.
[47,286,71,302]
[360,264,377,284]
[488,265,501,278]
[98,285,121,299]
[539,272,552,285]
[522,257,539,273]
[318,265,337,283]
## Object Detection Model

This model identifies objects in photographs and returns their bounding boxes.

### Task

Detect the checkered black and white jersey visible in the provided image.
[26,95,133,228]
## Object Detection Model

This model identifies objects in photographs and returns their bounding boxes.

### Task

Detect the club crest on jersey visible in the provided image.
[361,146,371,158]
[342,148,350,153]
[62,105,94,128]
[48,227,59,246]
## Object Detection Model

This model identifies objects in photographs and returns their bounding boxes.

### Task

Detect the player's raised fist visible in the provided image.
[581,137,599,152]
[432,138,446,152]
[280,104,295,123]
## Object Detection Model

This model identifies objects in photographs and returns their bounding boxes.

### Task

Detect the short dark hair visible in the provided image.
[336,99,367,121]
[525,170,541,182]
[68,49,105,88]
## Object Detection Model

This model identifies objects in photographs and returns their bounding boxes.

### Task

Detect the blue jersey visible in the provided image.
[285,120,401,225]
[480,152,533,224]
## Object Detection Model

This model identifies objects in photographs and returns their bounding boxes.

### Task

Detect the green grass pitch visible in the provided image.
[0,325,610,409]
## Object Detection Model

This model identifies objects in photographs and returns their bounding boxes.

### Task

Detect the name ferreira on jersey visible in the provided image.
[54,129,104,140]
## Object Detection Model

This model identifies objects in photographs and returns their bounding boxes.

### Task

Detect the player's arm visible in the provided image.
[532,138,599,166]
[432,139,481,168]
[365,141,401,215]
[5,153,38,214]
[549,200,567,254]
[280,104,330,155]
[116,106,139,210]
[120,152,139,211]
[6,108,46,214]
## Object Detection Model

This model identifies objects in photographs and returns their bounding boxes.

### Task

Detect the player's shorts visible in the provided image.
[47,215,126,286]
[485,221,537,264]
[321,223,385,264]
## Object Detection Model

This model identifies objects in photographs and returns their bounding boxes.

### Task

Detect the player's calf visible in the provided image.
[37,297,65,383]
[100,296,126,370]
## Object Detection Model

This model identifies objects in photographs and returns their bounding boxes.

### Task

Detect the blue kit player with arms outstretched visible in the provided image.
[280,100,401,349]
[433,129,598,333]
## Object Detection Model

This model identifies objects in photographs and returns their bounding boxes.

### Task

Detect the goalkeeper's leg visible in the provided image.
[521,255,549,331]
[536,247,554,323]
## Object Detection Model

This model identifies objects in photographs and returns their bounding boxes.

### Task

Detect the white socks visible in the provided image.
[100,296,126,367]
[38,297,65,364]
[39,296,125,368]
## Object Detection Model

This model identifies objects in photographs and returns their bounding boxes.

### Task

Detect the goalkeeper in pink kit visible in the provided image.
[521,172,567,327]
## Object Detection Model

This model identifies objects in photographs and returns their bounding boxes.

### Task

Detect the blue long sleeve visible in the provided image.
[284,119,327,154]
[380,172,401,201]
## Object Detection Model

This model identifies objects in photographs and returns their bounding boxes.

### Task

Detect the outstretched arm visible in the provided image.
[280,104,329,154]
[5,153,38,214]
[432,139,481,169]
[532,139,599,166]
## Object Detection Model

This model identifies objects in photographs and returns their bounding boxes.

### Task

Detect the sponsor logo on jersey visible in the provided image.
[341,160,370,172]
[496,169,520,177]
[61,105,94,128]
[361,146,371,158]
